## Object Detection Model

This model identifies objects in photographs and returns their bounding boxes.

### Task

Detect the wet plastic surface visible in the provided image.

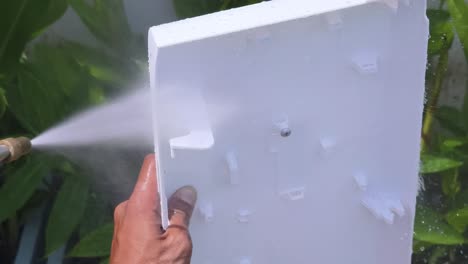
[149,1,428,263]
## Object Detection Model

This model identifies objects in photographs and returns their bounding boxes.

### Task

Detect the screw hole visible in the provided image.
[280,128,292,137]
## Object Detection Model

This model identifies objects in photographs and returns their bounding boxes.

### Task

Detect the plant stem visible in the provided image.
[422,49,450,151]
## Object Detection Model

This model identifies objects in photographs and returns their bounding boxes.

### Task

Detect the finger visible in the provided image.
[130,154,158,201]
[127,154,162,230]
[128,154,159,210]
[168,186,197,228]
[113,201,128,228]
[111,201,127,252]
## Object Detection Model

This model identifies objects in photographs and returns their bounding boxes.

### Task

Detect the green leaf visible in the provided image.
[439,137,468,159]
[61,41,139,86]
[413,239,433,254]
[420,154,463,174]
[434,106,466,136]
[34,0,69,36]
[441,169,460,198]
[45,174,89,256]
[446,207,468,233]
[68,223,114,257]
[0,0,68,75]
[19,189,49,225]
[462,87,468,131]
[0,154,49,223]
[68,0,140,57]
[453,190,468,209]
[447,0,468,61]
[0,88,7,119]
[441,138,466,151]
[5,45,96,134]
[79,192,112,238]
[6,65,65,134]
[172,0,262,18]
[173,0,224,18]
[428,246,449,264]
[100,257,110,264]
[427,9,454,56]
[414,205,464,245]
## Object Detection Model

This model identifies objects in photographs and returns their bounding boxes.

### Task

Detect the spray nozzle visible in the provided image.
[0,137,32,163]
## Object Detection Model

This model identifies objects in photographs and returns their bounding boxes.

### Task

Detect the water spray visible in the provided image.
[0,137,32,164]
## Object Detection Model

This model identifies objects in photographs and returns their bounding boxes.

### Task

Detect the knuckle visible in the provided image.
[174,230,192,249]
[165,228,192,247]
[159,237,192,262]
[114,201,128,220]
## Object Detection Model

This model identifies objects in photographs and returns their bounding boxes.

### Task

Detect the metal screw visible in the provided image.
[280,128,292,137]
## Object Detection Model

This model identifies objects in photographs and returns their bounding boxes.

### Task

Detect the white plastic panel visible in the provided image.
[148,1,428,263]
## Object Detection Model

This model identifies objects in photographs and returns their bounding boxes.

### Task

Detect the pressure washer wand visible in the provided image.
[0,137,32,164]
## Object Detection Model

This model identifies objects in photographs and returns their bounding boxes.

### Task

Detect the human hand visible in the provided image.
[110,154,197,264]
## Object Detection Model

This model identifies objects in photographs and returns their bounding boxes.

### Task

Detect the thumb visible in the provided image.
[168,186,197,228]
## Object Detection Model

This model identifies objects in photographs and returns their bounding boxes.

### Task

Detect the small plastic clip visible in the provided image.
[353,172,368,191]
[361,194,395,224]
[226,152,240,185]
[199,202,214,222]
[320,137,336,153]
[325,12,343,30]
[280,187,306,201]
[237,209,252,223]
[351,52,379,75]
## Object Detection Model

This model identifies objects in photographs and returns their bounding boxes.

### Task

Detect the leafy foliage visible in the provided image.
[447,0,468,60]
[78,192,112,238]
[45,173,90,255]
[434,106,467,136]
[414,205,465,245]
[0,0,143,262]
[414,1,468,263]
[69,0,135,56]
[420,155,463,174]
[0,154,50,222]
[68,223,113,257]
[427,10,454,56]
[173,0,262,19]
[5,45,98,134]
[0,89,7,119]
[446,207,468,233]
[0,0,67,75]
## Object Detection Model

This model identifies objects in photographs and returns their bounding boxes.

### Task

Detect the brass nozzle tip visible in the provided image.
[0,137,32,162]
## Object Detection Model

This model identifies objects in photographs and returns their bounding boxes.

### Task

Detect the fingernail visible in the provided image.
[143,154,156,165]
[173,186,197,206]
